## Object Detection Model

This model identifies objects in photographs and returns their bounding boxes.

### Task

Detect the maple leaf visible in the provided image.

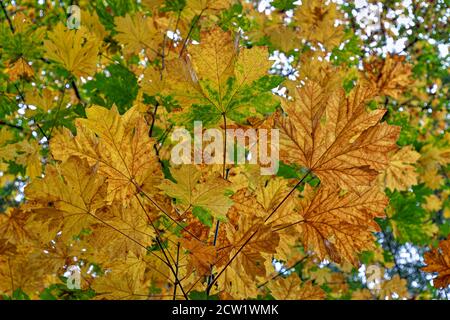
[0,139,42,179]
[23,156,106,241]
[379,275,410,299]
[114,13,159,58]
[159,165,233,221]
[92,269,150,300]
[268,275,325,300]
[86,199,156,260]
[51,105,162,202]
[281,184,388,265]
[224,214,280,280]
[364,54,414,100]
[422,236,450,288]
[0,254,44,296]
[0,208,34,245]
[379,145,420,191]
[277,80,400,189]
[44,23,99,78]
[6,57,34,81]
[26,88,58,113]
[165,28,281,127]
[181,238,217,275]
[294,0,344,49]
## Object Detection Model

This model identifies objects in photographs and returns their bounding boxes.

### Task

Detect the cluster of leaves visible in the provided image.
[0,0,449,300]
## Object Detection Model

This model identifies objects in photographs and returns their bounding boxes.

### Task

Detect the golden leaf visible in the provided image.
[24,156,106,241]
[379,145,420,191]
[0,208,34,245]
[160,165,233,220]
[291,184,387,265]
[181,238,217,275]
[379,275,409,299]
[44,23,99,78]
[277,81,400,189]
[0,139,42,179]
[294,0,344,49]
[423,194,442,212]
[51,106,162,202]
[92,269,150,300]
[225,215,280,280]
[268,275,325,300]
[6,57,34,81]
[114,13,159,57]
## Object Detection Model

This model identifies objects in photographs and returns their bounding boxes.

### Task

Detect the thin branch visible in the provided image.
[1,0,15,33]
[148,102,159,138]
[173,242,180,300]
[179,8,206,56]
[71,80,84,104]
[206,220,220,297]
[0,120,23,130]
[133,193,189,300]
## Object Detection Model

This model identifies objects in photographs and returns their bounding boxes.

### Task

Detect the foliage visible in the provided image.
[0,0,449,300]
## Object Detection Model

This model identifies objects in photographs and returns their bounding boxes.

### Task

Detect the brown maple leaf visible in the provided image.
[277,80,400,189]
[363,54,414,100]
[422,236,450,288]
[276,184,388,265]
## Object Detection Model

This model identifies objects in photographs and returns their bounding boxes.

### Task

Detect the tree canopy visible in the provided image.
[0,0,449,300]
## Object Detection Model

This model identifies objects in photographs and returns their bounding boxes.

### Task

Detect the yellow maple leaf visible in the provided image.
[6,57,34,81]
[423,194,442,212]
[0,139,42,179]
[24,156,106,241]
[294,0,344,49]
[181,238,217,275]
[268,275,325,300]
[114,13,159,58]
[44,23,99,78]
[379,275,409,299]
[92,269,150,300]
[421,167,444,189]
[164,28,274,123]
[379,145,420,191]
[51,105,162,202]
[224,214,279,280]
[0,208,34,245]
[26,88,58,113]
[159,165,233,221]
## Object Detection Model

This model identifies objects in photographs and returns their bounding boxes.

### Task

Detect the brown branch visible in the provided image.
[173,242,180,300]
[148,102,159,138]
[133,193,189,300]
[71,80,84,105]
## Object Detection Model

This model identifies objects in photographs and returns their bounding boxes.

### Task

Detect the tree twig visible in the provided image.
[0,0,15,33]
